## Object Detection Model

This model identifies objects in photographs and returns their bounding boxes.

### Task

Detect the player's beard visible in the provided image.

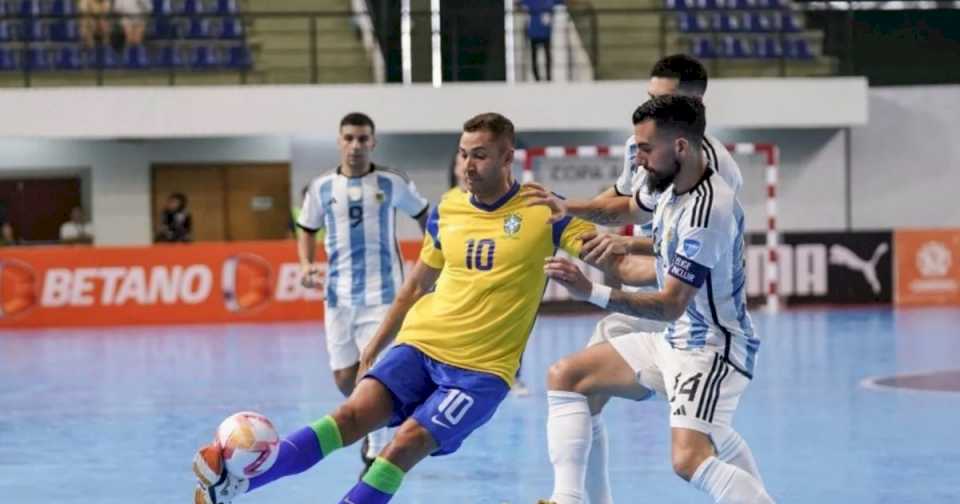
[644,158,680,194]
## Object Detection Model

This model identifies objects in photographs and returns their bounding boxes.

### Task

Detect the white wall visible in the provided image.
[851,85,960,229]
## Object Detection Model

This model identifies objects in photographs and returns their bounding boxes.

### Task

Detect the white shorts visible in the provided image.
[324,304,391,371]
[586,312,668,348]
[609,332,750,434]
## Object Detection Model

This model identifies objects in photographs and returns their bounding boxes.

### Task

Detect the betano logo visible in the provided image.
[222,253,273,313]
[0,258,37,319]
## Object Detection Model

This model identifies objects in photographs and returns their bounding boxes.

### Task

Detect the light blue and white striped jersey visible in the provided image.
[297,164,429,308]
[652,168,760,378]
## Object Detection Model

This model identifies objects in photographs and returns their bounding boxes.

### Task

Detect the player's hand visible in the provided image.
[522,182,568,224]
[580,231,631,267]
[544,256,592,300]
[300,263,324,290]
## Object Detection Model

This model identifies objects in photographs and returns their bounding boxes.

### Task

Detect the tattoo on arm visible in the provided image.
[581,208,624,226]
[607,289,672,321]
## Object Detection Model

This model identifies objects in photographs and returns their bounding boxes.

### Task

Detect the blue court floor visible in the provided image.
[1,307,958,503]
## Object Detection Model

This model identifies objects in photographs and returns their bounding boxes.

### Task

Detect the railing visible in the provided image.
[0,3,892,87]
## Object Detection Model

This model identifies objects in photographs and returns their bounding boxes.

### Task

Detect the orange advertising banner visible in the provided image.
[895,229,960,306]
[0,241,423,328]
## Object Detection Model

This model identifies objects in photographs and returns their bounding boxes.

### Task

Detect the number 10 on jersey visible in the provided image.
[465,239,495,271]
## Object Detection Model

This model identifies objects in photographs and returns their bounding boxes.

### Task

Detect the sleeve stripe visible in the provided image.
[703,178,715,228]
[634,190,654,213]
[613,185,629,197]
[552,215,573,248]
[413,203,430,220]
[689,179,715,229]
[296,223,321,233]
[426,204,441,249]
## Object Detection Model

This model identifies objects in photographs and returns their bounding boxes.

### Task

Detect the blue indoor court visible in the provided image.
[2,308,958,503]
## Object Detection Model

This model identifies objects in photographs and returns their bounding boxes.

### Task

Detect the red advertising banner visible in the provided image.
[0,241,422,328]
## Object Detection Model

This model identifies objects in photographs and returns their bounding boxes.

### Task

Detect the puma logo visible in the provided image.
[829,243,889,294]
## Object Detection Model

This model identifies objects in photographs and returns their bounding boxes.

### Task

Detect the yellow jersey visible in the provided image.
[395,181,595,384]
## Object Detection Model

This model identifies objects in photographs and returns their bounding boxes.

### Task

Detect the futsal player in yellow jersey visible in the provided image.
[193,112,594,504]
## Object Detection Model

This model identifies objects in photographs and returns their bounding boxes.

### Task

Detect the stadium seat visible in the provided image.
[716,12,744,31]
[24,47,50,70]
[19,19,45,41]
[665,0,693,10]
[123,45,150,69]
[0,21,12,42]
[214,0,237,15]
[54,46,82,70]
[49,0,74,15]
[158,45,185,67]
[691,37,717,58]
[721,35,751,57]
[748,12,775,32]
[151,16,178,39]
[190,44,219,69]
[0,1,7,17]
[181,0,203,15]
[186,18,210,39]
[17,0,37,17]
[786,37,814,59]
[88,46,119,69]
[152,0,171,15]
[781,12,801,32]
[0,48,17,71]
[219,17,243,39]
[224,44,251,69]
[754,36,783,58]
[49,20,78,42]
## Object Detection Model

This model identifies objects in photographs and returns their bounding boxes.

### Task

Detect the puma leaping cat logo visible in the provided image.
[828,243,890,294]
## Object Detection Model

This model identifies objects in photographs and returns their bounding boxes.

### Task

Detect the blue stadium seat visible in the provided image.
[152,0,171,15]
[0,48,17,71]
[190,44,219,69]
[54,46,82,70]
[748,12,776,32]
[151,17,178,39]
[214,0,237,15]
[224,44,251,69]
[677,13,696,32]
[219,16,243,39]
[716,12,744,31]
[24,47,50,70]
[19,19,45,41]
[49,0,74,15]
[691,37,717,58]
[159,45,185,67]
[781,12,801,32]
[665,0,693,10]
[181,0,203,15]
[0,21,12,42]
[88,46,119,69]
[17,0,38,17]
[753,36,782,58]
[186,18,210,38]
[124,45,150,69]
[0,1,7,17]
[49,20,78,41]
[720,35,751,57]
[786,37,813,59]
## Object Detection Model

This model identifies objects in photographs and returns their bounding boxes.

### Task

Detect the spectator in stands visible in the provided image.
[59,206,94,244]
[156,193,193,243]
[114,0,150,47]
[79,0,111,48]
[522,0,557,81]
[0,222,15,246]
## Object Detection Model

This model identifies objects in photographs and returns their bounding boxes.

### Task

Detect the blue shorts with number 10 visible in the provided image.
[364,344,510,456]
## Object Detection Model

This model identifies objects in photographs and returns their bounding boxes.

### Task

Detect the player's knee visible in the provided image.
[382,422,436,469]
[330,403,364,446]
[671,445,711,481]
[547,357,582,392]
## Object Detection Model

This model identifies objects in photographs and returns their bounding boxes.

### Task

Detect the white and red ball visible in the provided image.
[216,411,280,478]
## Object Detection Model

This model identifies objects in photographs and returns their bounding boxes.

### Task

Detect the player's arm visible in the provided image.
[606,255,658,288]
[394,173,431,233]
[523,182,632,225]
[358,259,441,377]
[296,182,325,289]
[544,257,696,321]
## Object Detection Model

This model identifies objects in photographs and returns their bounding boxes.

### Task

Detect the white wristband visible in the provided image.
[588,282,612,309]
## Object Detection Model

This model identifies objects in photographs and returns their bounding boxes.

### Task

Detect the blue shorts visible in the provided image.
[364,344,510,456]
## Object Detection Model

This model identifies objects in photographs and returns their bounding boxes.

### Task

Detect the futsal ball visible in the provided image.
[216,411,280,478]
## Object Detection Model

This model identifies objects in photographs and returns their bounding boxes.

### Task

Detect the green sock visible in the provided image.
[309,415,343,457]
[361,457,406,495]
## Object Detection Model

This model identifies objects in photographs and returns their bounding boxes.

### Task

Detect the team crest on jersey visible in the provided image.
[503,213,523,236]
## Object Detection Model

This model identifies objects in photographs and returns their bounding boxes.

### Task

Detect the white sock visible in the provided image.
[584,414,613,504]
[691,456,775,504]
[712,427,764,484]
[547,391,592,504]
[365,426,391,459]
